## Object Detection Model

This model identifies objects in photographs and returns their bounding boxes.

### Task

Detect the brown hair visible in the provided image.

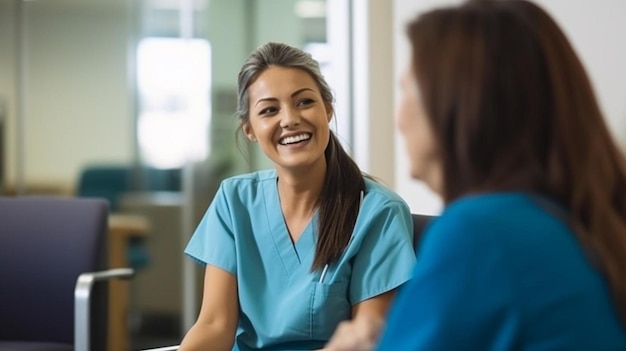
[407,0,626,322]
[236,42,365,270]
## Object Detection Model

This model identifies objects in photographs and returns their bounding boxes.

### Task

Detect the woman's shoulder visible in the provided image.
[441,191,558,224]
[363,176,409,209]
[429,191,572,248]
[219,169,276,191]
[417,192,559,274]
[444,192,530,216]
[212,170,277,208]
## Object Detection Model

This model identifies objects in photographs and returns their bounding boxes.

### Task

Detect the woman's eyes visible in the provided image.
[259,106,278,115]
[257,99,315,115]
[297,98,315,107]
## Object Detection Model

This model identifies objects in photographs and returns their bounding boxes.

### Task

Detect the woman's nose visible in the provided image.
[280,107,301,128]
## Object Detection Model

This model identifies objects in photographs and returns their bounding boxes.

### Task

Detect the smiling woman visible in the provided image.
[243,66,332,176]
[176,42,417,351]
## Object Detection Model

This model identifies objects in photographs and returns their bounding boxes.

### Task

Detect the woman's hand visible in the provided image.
[178,266,239,351]
[321,316,384,351]
[322,289,395,351]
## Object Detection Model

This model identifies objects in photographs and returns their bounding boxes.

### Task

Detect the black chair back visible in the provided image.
[0,196,109,351]
[412,213,435,251]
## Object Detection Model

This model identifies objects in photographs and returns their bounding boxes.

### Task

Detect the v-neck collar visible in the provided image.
[263,176,317,276]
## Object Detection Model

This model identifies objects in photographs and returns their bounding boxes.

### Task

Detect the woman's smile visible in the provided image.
[279,132,312,147]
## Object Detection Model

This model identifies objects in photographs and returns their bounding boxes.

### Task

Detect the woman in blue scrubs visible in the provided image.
[178,42,416,351]
[325,0,626,350]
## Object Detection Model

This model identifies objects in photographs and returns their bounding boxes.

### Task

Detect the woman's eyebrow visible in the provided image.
[255,88,316,106]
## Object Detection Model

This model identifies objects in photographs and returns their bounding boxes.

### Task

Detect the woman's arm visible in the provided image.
[179,265,239,351]
[322,289,396,351]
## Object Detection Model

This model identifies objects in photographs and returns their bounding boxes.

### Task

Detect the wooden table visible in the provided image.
[108,214,150,351]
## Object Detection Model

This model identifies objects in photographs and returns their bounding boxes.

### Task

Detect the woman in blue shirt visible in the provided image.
[325,0,626,350]
[178,42,416,351]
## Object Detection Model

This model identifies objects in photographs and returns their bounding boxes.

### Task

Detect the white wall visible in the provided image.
[25,1,134,188]
[0,0,134,193]
[391,0,626,215]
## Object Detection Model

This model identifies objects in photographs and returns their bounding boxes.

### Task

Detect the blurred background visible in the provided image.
[0,0,624,349]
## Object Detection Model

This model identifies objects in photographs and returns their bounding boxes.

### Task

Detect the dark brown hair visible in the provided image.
[407,0,626,322]
[236,42,365,270]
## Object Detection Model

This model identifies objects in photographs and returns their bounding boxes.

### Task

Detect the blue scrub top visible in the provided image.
[185,170,416,351]
[377,192,626,351]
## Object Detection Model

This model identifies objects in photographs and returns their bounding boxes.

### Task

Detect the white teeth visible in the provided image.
[280,133,311,145]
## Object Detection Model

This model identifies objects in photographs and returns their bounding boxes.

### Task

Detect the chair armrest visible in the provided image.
[137,345,180,351]
[74,268,135,351]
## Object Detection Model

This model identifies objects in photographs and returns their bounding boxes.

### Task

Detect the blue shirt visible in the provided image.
[185,170,416,351]
[378,192,626,351]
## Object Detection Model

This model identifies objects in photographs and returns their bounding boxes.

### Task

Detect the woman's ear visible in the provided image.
[242,122,256,142]
[326,105,334,123]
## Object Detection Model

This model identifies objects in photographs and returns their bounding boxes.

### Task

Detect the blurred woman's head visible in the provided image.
[401,0,626,323]
[403,0,612,201]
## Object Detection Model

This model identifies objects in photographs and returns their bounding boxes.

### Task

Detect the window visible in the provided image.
[136,37,211,169]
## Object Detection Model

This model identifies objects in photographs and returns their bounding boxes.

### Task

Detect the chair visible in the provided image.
[0,196,134,351]
[76,165,181,211]
[77,164,182,270]
[411,213,435,250]
[136,213,436,351]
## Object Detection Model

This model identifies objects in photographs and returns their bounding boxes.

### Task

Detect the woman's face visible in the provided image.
[243,66,332,173]
[396,65,442,193]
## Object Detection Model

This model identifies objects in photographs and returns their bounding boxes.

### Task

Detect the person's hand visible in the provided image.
[321,317,384,351]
